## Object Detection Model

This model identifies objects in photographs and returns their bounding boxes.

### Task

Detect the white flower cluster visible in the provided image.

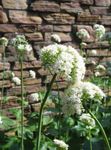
[93,24,105,40]
[0,37,8,47]
[96,64,106,71]
[29,93,39,102]
[12,77,21,85]
[61,84,82,115]
[0,116,3,125]
[81,81,106,100]
[11,35,32,53]
[51,34,61,43]
[79,113,96,129]
[29,70,36,79]
[54,139,69,150]
[76,29,90,40]
[40,44,86,83]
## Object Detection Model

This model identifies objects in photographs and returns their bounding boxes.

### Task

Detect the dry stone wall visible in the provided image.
[0,0,111,117]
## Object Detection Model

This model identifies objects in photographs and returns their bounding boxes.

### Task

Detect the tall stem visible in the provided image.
[89,132,92,150]
[88,110,111,150]
[20,57,24,150]
[35,73,57,150]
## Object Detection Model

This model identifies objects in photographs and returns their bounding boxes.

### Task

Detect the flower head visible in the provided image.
[29,93,39,102]
[54,139,69,150]
[96,64,106,71]
[29,70,36,79]
[25,44,32,52]
[76,29,90,40]
[0,37,8,47]
[40,44,86,84]
[79,113,96,129]
[51,34,61,43]
[93,24,105,40]
[12,77,21,85]
[91,50,97,55]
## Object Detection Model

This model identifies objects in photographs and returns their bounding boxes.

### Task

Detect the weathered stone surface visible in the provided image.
[80,0,94,5]
[0,10,8,23]
[43,13,75,24]
[0,24,18,33]
[0,62,10,71]
[45,32,72,42]
[53,25,71,32]
[13,61,41,70]
[38,25,53,32]
[13,71,30,78]
[90,6,109,15]
[87,49,111,57]
[95,0,111,6]
[18,25,37,33]
[77,13,101,22]
[23,78,41,86]
[0,45,5,53]
[0,80,13,88]
[85,41,109,49]
[9,10,42,24]
[25,33,43,41]
[101,16,111,25]
[2,0,27,9]
[31,1,60,12]
[7,85,44,96]
[61,2,83,13]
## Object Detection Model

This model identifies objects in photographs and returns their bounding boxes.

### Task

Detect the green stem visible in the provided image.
[20,58,24,150]
[88,110,111,150]
[35,73,57,150]
[89,133,92,150]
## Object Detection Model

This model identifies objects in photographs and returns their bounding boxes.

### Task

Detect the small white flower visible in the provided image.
[25,44,32,52]
[79,113,96,129]
[0,116,3,124]
[81,42,87,47]
[29,70,36,79]
[95,71,100,77]
[76,29,90,40]
[51,34,61,43]
[0,37,8,47]
[93,24,105,40]
[17,44,25,51]
[11,72,15,78]
[12,77,21,85]
[91,60,96,65]
[96,64,106,71]
[29,93,39,102]
[91,50,97,55]
[54,139,69,150]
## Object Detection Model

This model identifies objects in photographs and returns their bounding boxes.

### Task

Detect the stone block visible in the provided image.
[43,13,75,24]
[9,10,42,24]
[61,2,83,13]
[0,24,18,33]
[31,1,60,12]
[95,0,111,6]
[2,0,27,9]
[101,16,111,25]
[18,25,37,33]
[80,0,94,5]
[38,25,53,32]
[25,33,43,41]
[0,10,8,23]
[53,25,71,32]
[90,6,109,15]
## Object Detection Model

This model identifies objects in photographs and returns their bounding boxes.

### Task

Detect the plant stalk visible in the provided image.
[88,110,111,150]
[20,57,24,150]
[35,73,57,150]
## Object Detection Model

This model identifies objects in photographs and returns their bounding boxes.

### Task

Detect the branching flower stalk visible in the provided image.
[36,73,57,150]
[88,110,111,150]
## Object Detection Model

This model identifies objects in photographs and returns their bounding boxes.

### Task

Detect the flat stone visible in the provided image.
[53,25,71,32]
[90,6,109,15]
[80,0,94,5]
[9,10,42,24]
[0,24,18,32]
[0,62,10,71]
[77,13,101,22]
[0,10,8,23]
[101,16,111,25]
[31,1,60,12]
[25,32,43,41]
[43,13,75,24]
[61,2,83,13]
[95,0,111,6]
[38,25,53,32]
[23,78,41,86]
[0,80,13,88]
[2,0,27,9]
[18,25,37,33]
